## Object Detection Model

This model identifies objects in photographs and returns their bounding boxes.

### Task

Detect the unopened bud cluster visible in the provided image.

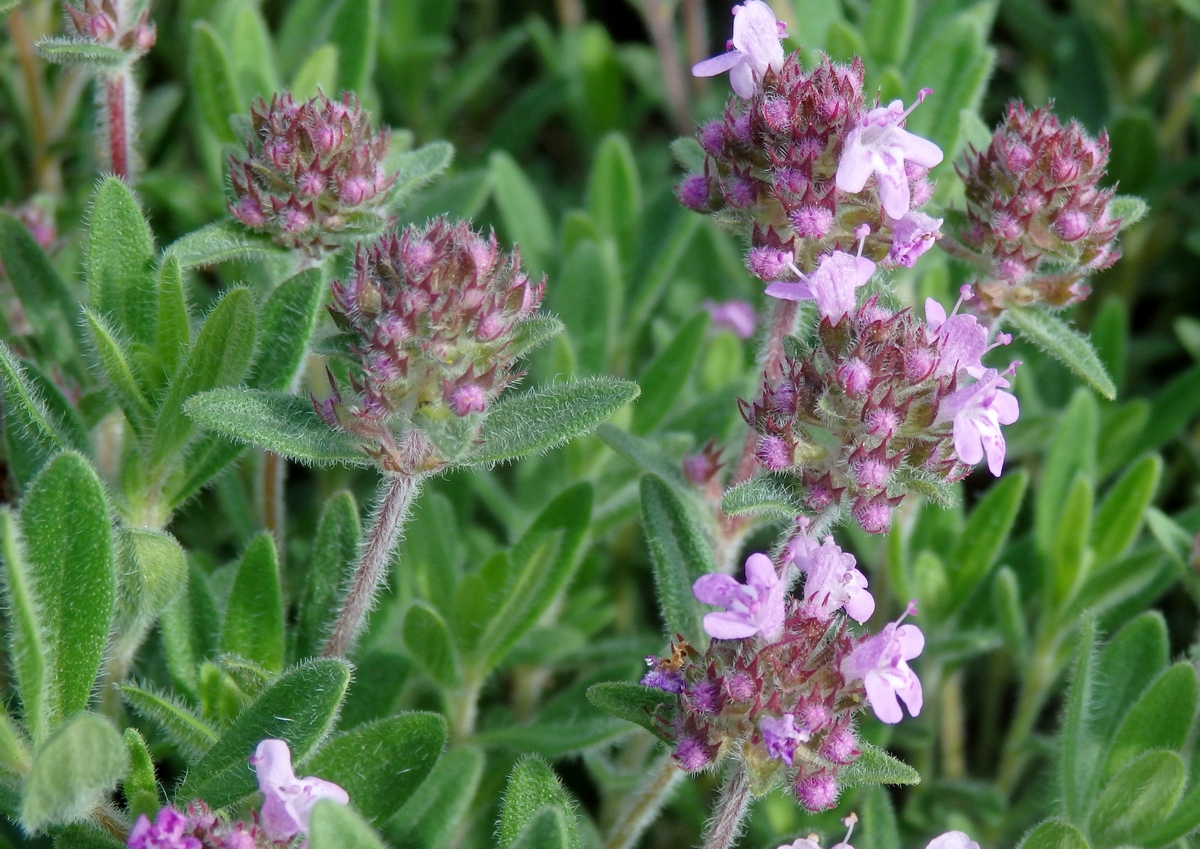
[319,218,544,472]
[229,92,393,250]
[64,0,156,57]
[956,101,1120,311]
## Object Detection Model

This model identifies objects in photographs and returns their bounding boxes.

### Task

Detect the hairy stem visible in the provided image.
[603,752,682,849]
[997,647,1056,795]
[702,763,752,849]
[8,7,59,193]
[940,668,966,779]
[638,0,691,134]
[261,451,287,568]
[101,72,135,180]
[731,298,799,486]
[448,675,482,746]
[323,474,418,658]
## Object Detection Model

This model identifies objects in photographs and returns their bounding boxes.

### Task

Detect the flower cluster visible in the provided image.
[318,218,545,472]
[955,101,1120,311]
[228,92,394,250]
[63,0,156,57]
[778,815,979,849]
[642,540,923,811]
[742,290,1018,532]
[127,740,347,849]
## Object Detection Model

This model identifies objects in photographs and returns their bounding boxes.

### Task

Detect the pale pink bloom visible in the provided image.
[692,553,789,641]
[765,251,875,322]
[836,92,944,219]
[703,299,756,338]
[692,1,786,99]
[759,712,810,765]
[936,368,1020,475]
[251,739,349,842]
[840,605,924,724]
[787,535,874,623]
[924,296,987,378]
[889,211,943,267]
[926,833,980,849]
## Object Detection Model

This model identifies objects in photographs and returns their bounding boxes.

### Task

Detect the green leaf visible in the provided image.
[291,44,339,99]
[223,5,279,101]
[1092,612,1169,745]
[250,268,325,391]
[385,746,484,849]
[1142,782,1200,848]
[177,659,351,807]
[489,152,553,274]
[184,389,369,466]
[510,807,575,849]
[330,0,378,95]
[0,508,50,744]
[117,528,187,634]
[19,714,127,834]
[220,534,285,674]
[152,287,257,466]
[632,313,709,435]
[553,239,619,375]
[0,708,30,774]
[0,0,21,18]
[839,743,920,787]
[470,484,592,676]
[308,799,387,849]
[1109,195,1149,231]
[0,344,87,493]
[669,137,705,174]
[82,309,154,438]
[20,452,115,724]
[120,683,218,760]
[35,37,126,66]
[1142,364,1200,451]
[473,714,630,758]
[295,492,359,661]
[86,177,158,349]
[121,728,159,820]
[387,142,455,209]
[498,757,579,849]
[1017,821,1090,849]
[856,786,900,849]
[1090,454,1160,568]
[471,379,639,465]
[164,221,283,269]
[1104,662,1197,778]
[159,562,221,699]
[625,212,700,340]
[0,211,79,365]
[1088,751,1185,847]
[339,652,411,730]
[948,470,1027,609]
[596,423,689,486]
[306,713,446,823]
[1036,389,1098,557]
[993,566,1027,657]
[51,825,126,849]
[190,23,241,143]
[719,476,803,521]
[403,603,460,689]
[639,475,712,647]
[584,682,674,744]
[511,316,565,359]
[1050,475,1093,610]
[587,133,642,263]
[864,0,914,66]
[1061,613,1099,825]
[1004,307,1117,401]
[156,257,190,379]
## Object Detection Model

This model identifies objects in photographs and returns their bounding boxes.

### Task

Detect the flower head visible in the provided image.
[692,553,789,642]
[64,0,155,55]
[888,211,943,267]
[251,739,349,843]
[760,712,810,765]
[840,604,924,724]
[692,1,786,98]
[836,91,943,220]
[128,808,200,849]
[787,535,874,623]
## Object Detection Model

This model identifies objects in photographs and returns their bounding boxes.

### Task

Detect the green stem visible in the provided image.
[448,675,482,746]
[997,644,1057,796]
[603,752,681,849]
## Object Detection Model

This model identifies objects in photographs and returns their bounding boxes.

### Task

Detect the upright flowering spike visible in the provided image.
[692,553,789,641]
[787,534,874,623]
[692,1,786,98]
[836,91,944,219]
[228,92,394,250]
[251,739,349,843]
[127,808,201,849]
[840,604,925,724]
[936,367,1020,476]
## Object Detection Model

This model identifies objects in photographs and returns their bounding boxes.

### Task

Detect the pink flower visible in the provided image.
[703,299,756,338]
[127,808,200,849]
[787,535,875,623]
[250,739,349,842]
[840,605,924,724]
[765,251,875,322]
[927,834,980,849]
[924,296,987,378]
[836,92,944,219]
[888,211,943,267]
[936,368,1020,475]
[692,1,786,98]
[692,553,789,642]
[759,712,810,765]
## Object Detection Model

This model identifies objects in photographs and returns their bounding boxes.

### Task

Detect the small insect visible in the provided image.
[645,635,697,674]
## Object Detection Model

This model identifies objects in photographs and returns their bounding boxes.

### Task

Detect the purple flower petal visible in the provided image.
[692,573,743,607]
[691,51,743,77]
[704,611,762,640]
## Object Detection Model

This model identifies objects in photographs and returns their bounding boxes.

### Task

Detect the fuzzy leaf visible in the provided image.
[176,659,351,807]
[856,786,900,849]
[250,268,326,391]
[339,652,411,729]
[669,137,705,173]
[388,142,455,209]
[19,714,127,834]
[122,728,160,821]
[295,492,359,661]
[20,453,115,724]
[489,152,553,274]
[839,743,920,787]
[35,37,126,66]
[0,508,50,744]
[159,563,221,699]
[1110,195,1149,231]
[117,529,187,638]
[1050,475,1093,610]
[165,221,282,269]
[587,132,642,263]
[220,534,285,674]
[864,0,914,66]
[330,0,378,94]
[190,24,241,143]
[471,379,639,465]
[1017,821,1090,849]
[184,389,369,466]
[1090,454,1160,568]
[385,746,483,849]
[497,757,579,849]
[1005,307,1117,400]
[720,476,803,521]
[1104,662,1197,778]
[1142,782,1200,848]
[1088,751,1185,847]
[86,177,158,349]
[949,470,1027,609]
[473,715,630,758]
[1061,613,1099,825]
[510,807,574,849]
[308,799,386,849]
[632,313,708,435]
[306,713,446,823]
[120,684,218,760]
[82,309,154,437]
[156,257,190,379]
[639,474,711,647]
[1036,389,1098,557]
[0,344,87,493]
[290,44,338,98]
[0,211,79,365]
[585,683,674,743]
[511,316,565,359]
[403,603,460,689]
[152,288,257,466]
[1092,612,1169,746]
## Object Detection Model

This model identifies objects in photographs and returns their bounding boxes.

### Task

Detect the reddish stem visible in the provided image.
[105,75,129,179]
